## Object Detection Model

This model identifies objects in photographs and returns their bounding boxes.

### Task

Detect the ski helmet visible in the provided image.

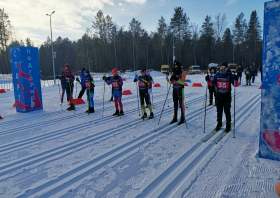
[146,70,150,76]
[141,68,146,73]
[173,62,182,73]
[84,70,90,76]
[220,62,228,68]
[112,68,117,73]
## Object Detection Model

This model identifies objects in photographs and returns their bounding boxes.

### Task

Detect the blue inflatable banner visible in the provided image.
[10,47,43,112]
[259,1,280,161]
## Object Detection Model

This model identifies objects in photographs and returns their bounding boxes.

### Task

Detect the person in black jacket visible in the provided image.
[207,67,216,106]
[250,62,258,83]
[62,63,75,110]
[134,68,154,119]
[236,65,243,85]
[245,66,252,86]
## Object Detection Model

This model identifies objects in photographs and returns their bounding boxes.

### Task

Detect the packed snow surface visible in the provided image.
[0,72,279,198]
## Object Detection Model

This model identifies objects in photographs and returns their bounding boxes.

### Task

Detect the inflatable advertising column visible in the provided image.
[259,1,280,161]
[10,47,43,113]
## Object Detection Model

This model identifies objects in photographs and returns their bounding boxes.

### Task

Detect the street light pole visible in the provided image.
[46,11,56,84]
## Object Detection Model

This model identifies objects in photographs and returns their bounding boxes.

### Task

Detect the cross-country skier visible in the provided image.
[104,68,124,116]
[250,62,258,83]
[134,68,154,119]
[245,66,252,86]
[146,70,154,108]
[62,63,75,111]
[169,61,186,125]
[77,68,86,98]
[236,65,243,85]
[77,70,95,113]
[59,72,67,104]
[206,62,238,132]
[206,67,216,106]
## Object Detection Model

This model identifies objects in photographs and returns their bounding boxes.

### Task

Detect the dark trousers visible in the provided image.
[208,86,216,104]
[140,90,150,106]
[78,86,86,98]
[173,88,185,117]
[66,83,74,104]
[216,94,231,123]
[250,72,255,83]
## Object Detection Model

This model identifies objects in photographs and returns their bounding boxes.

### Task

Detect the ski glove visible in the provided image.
[234,75,238,80]
[205,75,210,81]
[102,76,107,80]
[76,78,80,82]
[134,78,137,82]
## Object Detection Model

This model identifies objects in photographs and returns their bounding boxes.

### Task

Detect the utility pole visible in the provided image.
[46,11,56,84]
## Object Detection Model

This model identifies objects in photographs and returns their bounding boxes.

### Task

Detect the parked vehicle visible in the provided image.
[228,63,237,72]
[189,65,201,74]
[161,65,170,74]
[125,70,132,73]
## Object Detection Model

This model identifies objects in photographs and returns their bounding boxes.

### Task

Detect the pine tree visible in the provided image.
[221,28,233,62]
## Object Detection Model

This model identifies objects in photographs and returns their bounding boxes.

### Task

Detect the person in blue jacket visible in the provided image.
[77,70,95,113]
[77,68,86,98]
[206,62,238,132]
[103,68,124,116]
[59,72,67,104]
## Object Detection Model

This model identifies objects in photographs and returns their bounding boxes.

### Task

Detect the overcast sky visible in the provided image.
[1,0,267,47]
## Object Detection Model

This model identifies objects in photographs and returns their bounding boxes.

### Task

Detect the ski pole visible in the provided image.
[166,74,169,107]
[57,78,63,110]
[203,72,208,133]
[233,72,236,138]
[102,73,105,117]
[74,81,77,114]
[158,83,172,125]
[135,73,140,116]
[152,87,154,109]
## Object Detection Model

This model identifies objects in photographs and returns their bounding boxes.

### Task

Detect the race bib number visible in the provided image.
[112,82,118,87]
[85,82,90,87]
[217,81,229,89]
[139,81,145,86]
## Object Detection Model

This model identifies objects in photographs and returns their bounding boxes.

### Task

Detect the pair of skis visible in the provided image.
[202,126,234,144]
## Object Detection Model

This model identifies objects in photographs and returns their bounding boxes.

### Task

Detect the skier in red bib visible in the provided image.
[206,62,238,132]
[103,68,124,116]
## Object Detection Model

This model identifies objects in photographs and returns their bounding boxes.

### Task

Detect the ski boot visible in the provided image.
[225,122,231,133]
[145,105,148,108]
[118,110,124,116]
[178,117,185,125]
[170,116,177,124]
[148,112,154,119]
[109,97,114,102]
[89,107,95,113]
[113,110,120,116]
[141,113,147,119]
[215,121,222,131]
[67,104,75,111]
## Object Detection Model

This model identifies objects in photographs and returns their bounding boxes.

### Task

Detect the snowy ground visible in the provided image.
[0,72,279,198]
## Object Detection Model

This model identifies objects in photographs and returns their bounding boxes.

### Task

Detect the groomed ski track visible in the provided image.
[1,74,274,198]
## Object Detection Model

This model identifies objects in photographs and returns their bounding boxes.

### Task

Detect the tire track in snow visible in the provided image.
[134,93,260,198]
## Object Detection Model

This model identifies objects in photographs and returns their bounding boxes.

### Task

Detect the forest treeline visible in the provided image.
[0,7,262,76]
